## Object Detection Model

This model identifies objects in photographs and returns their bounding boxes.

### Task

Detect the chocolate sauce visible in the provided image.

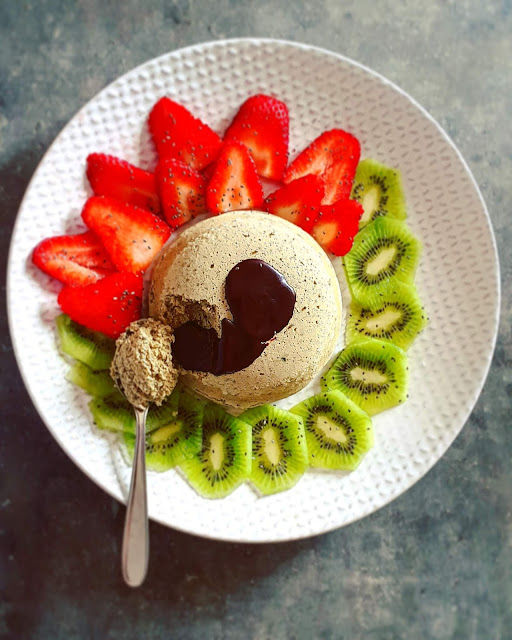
[225,259,296,342]
[173,322,219,373]
[172,259,296,376]
[216,318,266,375]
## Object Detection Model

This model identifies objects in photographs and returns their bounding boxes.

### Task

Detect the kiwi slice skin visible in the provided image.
[89,387,183,435]
[123,388,204,472]
[344,217,421,307]
[321,338,408,416]
[347,282,428,351]
[56,314,115,370]
[66,361,116,397]
[291,390,373,470]
[180,403,251,499]
[351,159,407,229]
[240,405,308,495]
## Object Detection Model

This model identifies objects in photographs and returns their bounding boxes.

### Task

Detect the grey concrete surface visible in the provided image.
[0,1,510,639]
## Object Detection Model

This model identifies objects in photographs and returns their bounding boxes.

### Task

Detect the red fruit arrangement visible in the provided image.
[32,93,363,339]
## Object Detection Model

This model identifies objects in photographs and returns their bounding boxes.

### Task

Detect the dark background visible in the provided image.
[1,1,510,639]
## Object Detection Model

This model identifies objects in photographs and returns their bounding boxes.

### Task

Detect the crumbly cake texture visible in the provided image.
[110,318,178,408]
[149,211,343,411]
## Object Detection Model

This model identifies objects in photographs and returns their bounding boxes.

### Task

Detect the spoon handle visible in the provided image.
[121,405,149,587]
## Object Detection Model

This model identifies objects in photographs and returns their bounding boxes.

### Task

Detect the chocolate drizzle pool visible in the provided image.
[173,259,296,375]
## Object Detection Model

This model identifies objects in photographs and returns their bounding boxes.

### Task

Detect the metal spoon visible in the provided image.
[121,404,149,587]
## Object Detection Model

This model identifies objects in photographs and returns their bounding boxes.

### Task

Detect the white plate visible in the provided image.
[7,39,500,543]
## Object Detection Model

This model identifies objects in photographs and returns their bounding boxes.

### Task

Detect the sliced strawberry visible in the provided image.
[86,153,160,213]
[58,272,143,339]
[311,199,364,256]
[155,158,206,229]
[206,140,264,214]
[82,196,171,274]
[149,97,222,171]
[223,94,289,180]
[32,231,115,287]
[201,162,215,182]
[284,129,361,204]
[264,175,324,233]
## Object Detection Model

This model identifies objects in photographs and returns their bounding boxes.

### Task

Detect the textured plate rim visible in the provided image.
[6,37,501,543]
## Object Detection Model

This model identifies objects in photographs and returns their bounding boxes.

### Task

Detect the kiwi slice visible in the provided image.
[180,403,251,499]
[123,389,204,472]
[89,392,136,433]
[89,387,183,435]
[291,390,373,470]
[321,338,408,415]
[240,405,308,495]
[346,282,428,350]
[344,217,421,306]
[56,314,115,370]
[66,361,116,397]
[351,159,407,228]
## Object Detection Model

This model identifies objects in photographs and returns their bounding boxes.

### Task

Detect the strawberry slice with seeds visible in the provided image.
[58,272,143,339]
[284,129,361,204]
[206,140,264,214]
[82,196,171,274]
[264,175,324,232]
[149,97,222,171]
[223,94,289,180]
[86,153,160,213]
[155,158,206,229]
[311,199,364,256]
[32,231,115,287]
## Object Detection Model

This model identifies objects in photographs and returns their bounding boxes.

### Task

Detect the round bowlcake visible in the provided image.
[149,211,342,411]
